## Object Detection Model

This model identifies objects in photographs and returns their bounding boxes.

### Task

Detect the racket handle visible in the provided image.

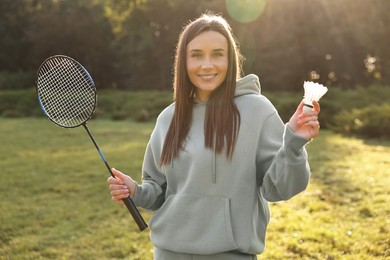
[82,124,148,231]
[123,196,148,231]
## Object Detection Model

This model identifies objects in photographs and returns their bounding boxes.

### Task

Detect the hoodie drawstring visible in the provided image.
[212,152,216,183]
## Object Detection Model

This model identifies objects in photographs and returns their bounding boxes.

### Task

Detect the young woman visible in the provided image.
[107,13,320,260]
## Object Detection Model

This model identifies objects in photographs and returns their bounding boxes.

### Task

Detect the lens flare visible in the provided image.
[226,0,267,23]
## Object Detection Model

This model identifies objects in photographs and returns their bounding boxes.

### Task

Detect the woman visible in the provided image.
[107,13,320,260]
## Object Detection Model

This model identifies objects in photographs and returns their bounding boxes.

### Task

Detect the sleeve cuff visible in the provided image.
[284,124,309,162]
[132,182,142,206]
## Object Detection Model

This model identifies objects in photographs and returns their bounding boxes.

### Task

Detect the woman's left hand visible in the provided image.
[288,100,321,140]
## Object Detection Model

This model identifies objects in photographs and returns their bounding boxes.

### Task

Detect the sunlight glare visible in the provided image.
[226,0,267,23]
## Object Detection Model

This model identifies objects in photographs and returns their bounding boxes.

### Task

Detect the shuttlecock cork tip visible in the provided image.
[303,81,328,111]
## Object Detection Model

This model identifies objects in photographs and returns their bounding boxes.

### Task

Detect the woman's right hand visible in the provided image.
[107,168,136,205]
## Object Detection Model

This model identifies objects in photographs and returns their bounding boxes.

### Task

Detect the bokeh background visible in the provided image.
[1,0,389,91]
[0,0,389,259]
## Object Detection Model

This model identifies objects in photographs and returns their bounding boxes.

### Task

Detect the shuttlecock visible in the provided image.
[303,81,328,112]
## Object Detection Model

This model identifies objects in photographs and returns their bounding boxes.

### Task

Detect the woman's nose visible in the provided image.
[201,56,213,69]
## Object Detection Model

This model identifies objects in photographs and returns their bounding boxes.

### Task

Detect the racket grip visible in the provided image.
[123,196,148,231]
[82,124,148,231]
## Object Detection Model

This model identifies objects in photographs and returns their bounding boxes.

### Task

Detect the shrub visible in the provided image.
[331,104,390,138]
[111,111,129,121]
[273,85,390,128]
[0,70,36,90]
[264,91,300,123]
[135,109,151,122]
[0,89,41,117]
[1,85,389,140]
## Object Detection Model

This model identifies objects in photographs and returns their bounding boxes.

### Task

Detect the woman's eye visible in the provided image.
[213,52,223,57]
[191,53,202,58]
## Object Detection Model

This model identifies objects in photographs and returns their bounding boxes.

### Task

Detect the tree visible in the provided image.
[25,0,115,87]
[0,0,32,71]
[0,0,389,90]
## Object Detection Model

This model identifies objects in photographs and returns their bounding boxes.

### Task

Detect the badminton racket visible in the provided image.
[36,55,148,231]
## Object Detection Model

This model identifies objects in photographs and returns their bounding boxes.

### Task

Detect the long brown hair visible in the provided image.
[160,13,243,165]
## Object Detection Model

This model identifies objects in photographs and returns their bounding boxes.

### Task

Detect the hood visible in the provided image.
[235,74,261,97]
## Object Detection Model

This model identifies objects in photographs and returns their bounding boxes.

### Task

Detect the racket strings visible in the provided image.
[37,57,96,127]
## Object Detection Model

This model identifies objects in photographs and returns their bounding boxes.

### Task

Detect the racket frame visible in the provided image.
[36,55,97,129]
[36,55,148,231]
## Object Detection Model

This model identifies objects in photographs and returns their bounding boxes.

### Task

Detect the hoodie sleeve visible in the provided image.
[132,105,174,211]
[132,141,167,211]
[256,111,310,202]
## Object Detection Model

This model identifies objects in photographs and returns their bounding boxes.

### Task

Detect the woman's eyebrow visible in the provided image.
[189,48,226,52]
[189,49,202,52]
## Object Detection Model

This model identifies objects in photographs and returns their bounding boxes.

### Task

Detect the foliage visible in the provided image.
[0,0,389,90]
[96,90,173,121]
[0,89,173,121]
[265,84,390,139]
[331,104,390,138]
[0,70,36,90]
[263,90,301,123]
[1,85,389,139]
[0,0,115,88]
[0,89,42,117]
[0,119,389,259]
[313,85,390,131]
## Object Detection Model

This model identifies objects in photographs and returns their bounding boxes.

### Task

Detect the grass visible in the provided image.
[0,118,389,259]
[261,132,390,259]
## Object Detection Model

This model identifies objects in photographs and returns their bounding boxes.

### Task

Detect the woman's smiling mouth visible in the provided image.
[199,74,217,80]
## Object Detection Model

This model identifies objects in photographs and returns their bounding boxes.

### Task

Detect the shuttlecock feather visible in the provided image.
[303,81,328,112]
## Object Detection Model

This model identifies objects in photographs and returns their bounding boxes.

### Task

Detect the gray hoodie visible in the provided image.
[133,74,310,255]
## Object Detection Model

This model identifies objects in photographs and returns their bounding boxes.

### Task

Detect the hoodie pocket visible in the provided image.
[149,193,238,254]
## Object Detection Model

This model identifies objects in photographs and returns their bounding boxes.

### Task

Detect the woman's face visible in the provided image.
[186,31,228,102]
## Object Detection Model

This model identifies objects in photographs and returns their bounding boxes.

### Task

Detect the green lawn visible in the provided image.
[0,118,389,259]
